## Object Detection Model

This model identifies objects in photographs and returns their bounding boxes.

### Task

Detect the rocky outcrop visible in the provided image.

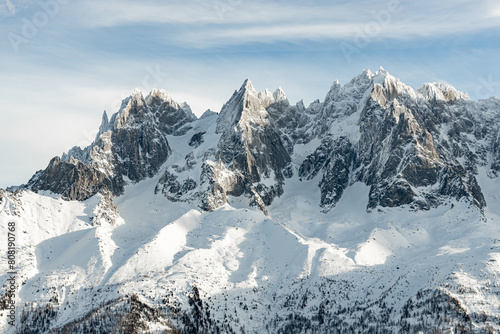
[198,160,236,211]
[352,71,487,211]
[90,188,121,226]
[25,69,500,213]
[188,132,206,148]
[152,80,296,213]
[213,80,293,211]
[28,89,195,201]
[490,129,500,176]
[0,189,24,217]
[290,68,493,212]
[27,157,123,201]
[299,137,356,210]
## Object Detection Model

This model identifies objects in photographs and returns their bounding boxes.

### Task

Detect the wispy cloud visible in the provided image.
[69,0,500,48]
[491,3,500,18]
[0,0,17,16]
[0,0,32,17]
[75,0,355,26]
[5,0,499,49]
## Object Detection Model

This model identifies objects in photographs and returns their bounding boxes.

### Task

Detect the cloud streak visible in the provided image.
[70,0,500,48]
[75,0,357,26]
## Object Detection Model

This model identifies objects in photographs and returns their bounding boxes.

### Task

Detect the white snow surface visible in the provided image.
[2,146,500,332]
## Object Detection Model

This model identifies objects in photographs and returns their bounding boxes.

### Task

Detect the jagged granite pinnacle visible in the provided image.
[26,69,500,213]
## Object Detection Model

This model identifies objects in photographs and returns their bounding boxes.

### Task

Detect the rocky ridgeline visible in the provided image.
[27,89,195,201]
[25,68,500,213]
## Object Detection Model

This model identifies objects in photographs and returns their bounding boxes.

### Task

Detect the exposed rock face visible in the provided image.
[188,132,205,148]
[25,69,500,213]
[212,80,292,211]
[153,80,295,212]
[299,137,356,211]
[154,154,198,203]
[28,157,123,201]
[90,188,121,226]
[489,128,500,176]
[198,160,237,211]
[0,189,24,217]
[281,68,494,212]
[28,89,195,200]
[351,71,487,211]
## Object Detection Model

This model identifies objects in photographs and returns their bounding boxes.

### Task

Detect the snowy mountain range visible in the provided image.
[2,68,500,333]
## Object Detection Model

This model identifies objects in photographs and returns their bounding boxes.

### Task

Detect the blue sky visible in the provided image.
[1,0,500,188]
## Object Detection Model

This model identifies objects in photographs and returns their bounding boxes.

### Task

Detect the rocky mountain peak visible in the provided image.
[216,79,270,134]
[200,109,219,119]
[242,78,255,91]
[146,88,170,102]
[200,109,217,119]
[372,66,388,81]
[258,88,275,108]
[339,69,376,99]
[216,80,291,135]
[25,69,500,214]
[273,87,287,103]
[130,88,144,103]
[196,79,292,212]
[329,79,341,92]
[27,88,198,201]
[179,101,194,115]
[370,68,418,106]
[97,110,110,138]
[418,82,470,103]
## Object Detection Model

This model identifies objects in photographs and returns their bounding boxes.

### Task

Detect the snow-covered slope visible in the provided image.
[2,68,500,333]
